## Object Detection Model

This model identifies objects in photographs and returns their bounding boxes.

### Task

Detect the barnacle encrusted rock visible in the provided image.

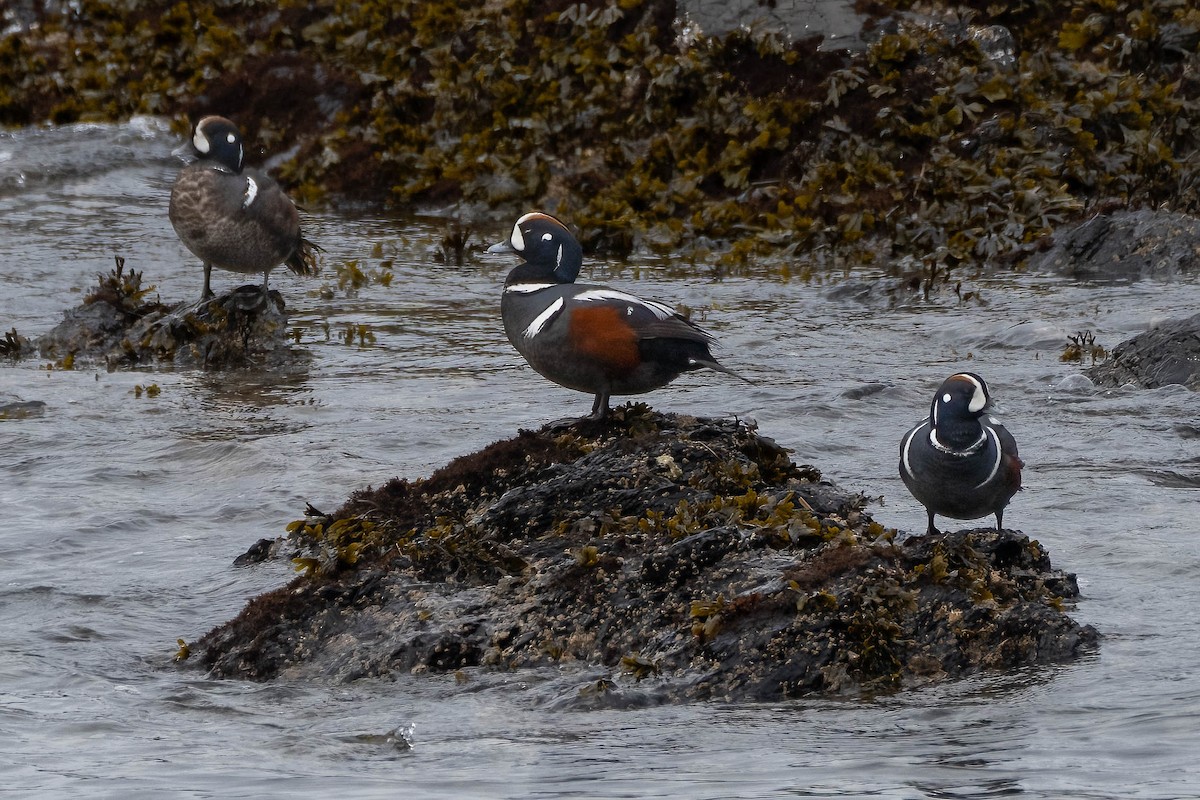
[197,408,1096,702]
[28,260,296,369]
[1086,311,1200,390]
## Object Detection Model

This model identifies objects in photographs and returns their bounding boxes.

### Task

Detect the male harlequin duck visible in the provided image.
[169,116,319,300]
[899,372,1023,536]
[488,211,747,419]
[902,374,1022,537]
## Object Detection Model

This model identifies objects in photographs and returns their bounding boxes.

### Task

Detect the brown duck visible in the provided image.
[169,116,318,300]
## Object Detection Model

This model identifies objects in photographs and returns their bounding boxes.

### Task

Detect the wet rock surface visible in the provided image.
[0,395,46,419]
[11,260,296,370]
[1027,210,1200,282]
[1086,312,1200,390]
[198,408,1096,702]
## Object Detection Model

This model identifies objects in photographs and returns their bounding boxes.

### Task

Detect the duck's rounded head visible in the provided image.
[930,371,991,427]
[189,116,244,173]
[489,211,583,284]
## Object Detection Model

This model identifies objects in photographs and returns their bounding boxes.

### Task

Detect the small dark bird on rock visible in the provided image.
[169,116,318,301]
[489,211,747,419]
[899,372,1023,536]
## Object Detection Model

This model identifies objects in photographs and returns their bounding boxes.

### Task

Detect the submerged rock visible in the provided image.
[0,396,46,419]
[20,259,296,370]
[1086,312,1200,390]
[1028,210,1200,282]
[197,407,1096,702]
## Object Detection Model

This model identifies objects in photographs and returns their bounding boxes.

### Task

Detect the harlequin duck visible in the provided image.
[169,116,319,300]
[488,212,747,419]
[899,372,1023,536]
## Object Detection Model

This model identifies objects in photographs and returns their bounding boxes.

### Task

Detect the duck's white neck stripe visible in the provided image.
[523,297,564,340]
[241,176,258,209]
[928,428,986,455]
[505,283,556,294]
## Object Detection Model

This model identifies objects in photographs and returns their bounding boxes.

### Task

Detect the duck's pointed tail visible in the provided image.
[287,236,323,277]
[693,357,754,385]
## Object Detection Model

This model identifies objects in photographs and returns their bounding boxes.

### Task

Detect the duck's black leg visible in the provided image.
[995,509,1004,532]
[202,263,215,300]
[590,392,610,419]
[926,509,938,537]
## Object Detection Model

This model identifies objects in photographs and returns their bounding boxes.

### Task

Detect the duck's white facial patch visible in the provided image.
[952,373,988,412]
[523,297,564,340]
[934,391,952,426]
[968,385,987,412]
[555,243,563,269]
[510,222,525,252]
[226,132,236,144]
[241,176,259,209]
[193,129,210,154]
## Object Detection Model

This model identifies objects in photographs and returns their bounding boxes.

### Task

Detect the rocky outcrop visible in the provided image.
[196,408,1096,703]
[1087,312,1200,390]
[12,259,296,369]
[1027,210,1200,282]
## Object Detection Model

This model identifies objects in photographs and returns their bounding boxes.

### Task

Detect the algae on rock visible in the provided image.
[197,408,1096,702]
[24,259,300,370]
[3,0,1197,272]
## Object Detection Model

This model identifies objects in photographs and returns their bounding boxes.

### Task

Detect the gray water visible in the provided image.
[0,118,1197,798]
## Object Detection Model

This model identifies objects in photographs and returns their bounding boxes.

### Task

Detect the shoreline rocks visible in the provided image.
[196,408,1096,702]
[1087,311,1200,390]
[1027,210,1200,282]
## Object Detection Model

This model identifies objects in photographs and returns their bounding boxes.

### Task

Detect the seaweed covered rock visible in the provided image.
[1028,210,1200,282]
[1086,312,1200,390]
[197,408,1095,702]
[27,258,296,369]
[4,1,1199,269]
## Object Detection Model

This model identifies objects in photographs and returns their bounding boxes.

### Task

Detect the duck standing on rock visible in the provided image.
[169,116,319,301]
[899,372,1023,536]
[489,211,747,419]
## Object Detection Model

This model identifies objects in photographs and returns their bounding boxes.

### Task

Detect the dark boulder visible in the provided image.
[20,259,297,370]
[1027,210,1200,281]
[1086,312,1200,390]
[196,408,1096,702]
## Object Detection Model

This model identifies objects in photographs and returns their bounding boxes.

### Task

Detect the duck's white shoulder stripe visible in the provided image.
[973,428,1004,489]
[900,421,927,480]
[523,297,564,340]
[574,289,675,319]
